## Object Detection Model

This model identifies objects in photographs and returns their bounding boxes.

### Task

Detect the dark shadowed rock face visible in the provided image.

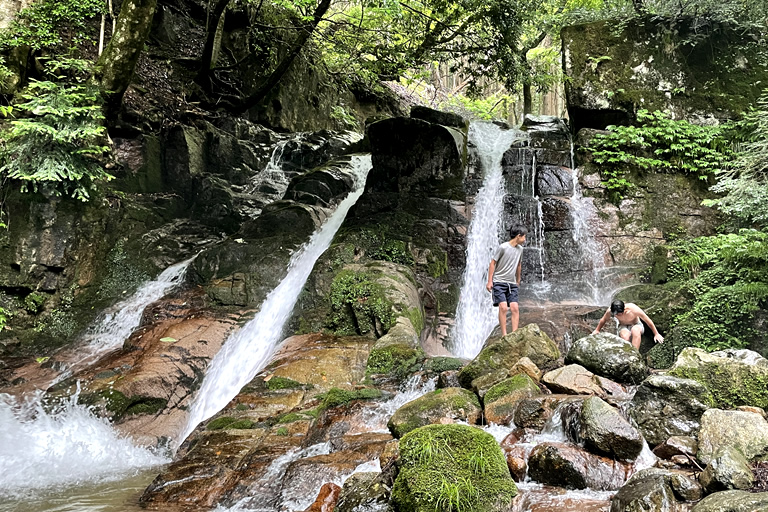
[527,442,631,490]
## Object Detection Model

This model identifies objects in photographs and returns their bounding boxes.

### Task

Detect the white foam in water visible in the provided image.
[0,390,168,499]
[357,375,436,433]
[181,156,372,443]
[452,123,526,359]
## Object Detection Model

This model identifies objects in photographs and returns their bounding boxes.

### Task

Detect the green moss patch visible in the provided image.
[387,388,481,438]
[367,343,425,378]
[265,376,304,390]
[392,424,517,512]
[207,416,238,430]
[423,357,465,375]
[319,387,383,410]
[326,270,395,336]
[484,374,539,406]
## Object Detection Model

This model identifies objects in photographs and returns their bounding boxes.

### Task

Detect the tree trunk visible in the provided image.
[523,82,533,116]
[93,0,158,112]
[237,0,331,113]
[198,0,230,81]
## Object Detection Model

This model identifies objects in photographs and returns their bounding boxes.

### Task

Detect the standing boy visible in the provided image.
[486,225,527,336]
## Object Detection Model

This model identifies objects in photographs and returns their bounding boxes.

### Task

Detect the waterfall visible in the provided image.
[180,155,372,443]
[452,123,525,359]
[0,388,167,499]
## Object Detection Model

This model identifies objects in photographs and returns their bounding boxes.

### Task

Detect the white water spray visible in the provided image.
[452,123,525,359]
[181,155,372,442]
[0,390,168,500]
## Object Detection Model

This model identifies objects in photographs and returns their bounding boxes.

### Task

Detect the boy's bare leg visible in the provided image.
[619,329,631,343]
[631,325,643,350]
[509,302,520,332]
[498,302,509,336]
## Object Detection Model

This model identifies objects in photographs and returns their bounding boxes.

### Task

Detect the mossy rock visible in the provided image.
[458,324,560,388]
[423,356,465,375]
[320,387,383,410]
[391,424,517,512]
[387,388,482,438]
[669,348,768,409]
[483,374,541,425]
[484,373,540,406]
[366,316,426,380]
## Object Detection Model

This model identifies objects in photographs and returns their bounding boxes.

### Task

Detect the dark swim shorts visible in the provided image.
[492,282,519,306]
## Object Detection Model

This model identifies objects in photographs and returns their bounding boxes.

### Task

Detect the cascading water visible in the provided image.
[181,155,372,443]
[452,123,527,359]
[0,388,168,501]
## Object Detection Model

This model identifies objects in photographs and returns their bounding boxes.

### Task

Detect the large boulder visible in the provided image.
[566,333,648,384]
[629,374,713,446]
[580,397,644,461]
[610,468,702,512]
[691,490,768,512]
[527,442,630,490]
[483,374,541,425]
[335,472,390,512]
[669,348,768,409]
[387,387,482,438]
[697,409,768,465]
[699,445,755,493]
[458,324,560,388]
[391,424,517,512]
[542,364,627,398]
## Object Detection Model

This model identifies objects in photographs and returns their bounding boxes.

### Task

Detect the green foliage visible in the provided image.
[0,60,112,201]
[0,0,104,52]
[366,344,425,379]
[0,306,9,331]
[705,90,768,227]
[439,93,513,121]
[24,292,46,313]
[326,270,395,336]
[586,109,731,202]
[664,230,768,353]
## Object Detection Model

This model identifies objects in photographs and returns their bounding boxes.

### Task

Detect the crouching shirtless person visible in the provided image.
[593,299,664,350]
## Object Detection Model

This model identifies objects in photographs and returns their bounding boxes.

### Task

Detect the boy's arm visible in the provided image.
[593,308,611,334]
[486,260,496,292]
[516,261,522,285]
[636,308,664,343]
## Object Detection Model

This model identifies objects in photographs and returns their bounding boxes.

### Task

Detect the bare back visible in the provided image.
[614,303,643,326]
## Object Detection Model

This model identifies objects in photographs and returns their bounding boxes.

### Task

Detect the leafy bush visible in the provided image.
[326,270,395,336]
[0,0,104,51]
[0,60,112,201]
[586,109,731,202]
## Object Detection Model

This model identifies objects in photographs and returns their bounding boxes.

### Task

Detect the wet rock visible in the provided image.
[514,395,586,432]
[537,167,574,197]
[391,425,516,512]
[483,374,541,425]
[410,105,468,130]
[304,482,342,512]
[652,436,698,460]
[690,490,768,512]
[510,356,542,382]
[629,374,712,447]
[437,370,461,388]
[700,445,755,492]
[542,364,604,396]
[669,348,768,410]
[565,333,648,384]
[697,409,768,465]
[472,368,511,399]
[458,324,560,388]
[284,157,358,207]
[610,468,702,512]
[336,472,391,512]
[528,442,630,490]
[580,396,644,461]
[387,387,482,438]
[541,197,573,231]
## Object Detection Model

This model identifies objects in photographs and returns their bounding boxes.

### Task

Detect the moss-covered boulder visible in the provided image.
[483,374,541,425]
[629,374,713,447]
[391,424,517,512]
[579,396,643,461]
[387,387,482,438]
[691,490,768,512]
[669,348,768,410]
[565,333,648,384]
[458,324,560,388]
[366,317,425,380]
[697,409,768,465]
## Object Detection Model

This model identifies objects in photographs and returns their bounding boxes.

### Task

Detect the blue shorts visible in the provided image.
[492,282,519,306]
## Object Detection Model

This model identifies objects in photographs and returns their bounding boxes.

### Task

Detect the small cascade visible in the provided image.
[452,123,527,359]
[355,375,437,433]
[181,155,372,443]
[0,389,168,500]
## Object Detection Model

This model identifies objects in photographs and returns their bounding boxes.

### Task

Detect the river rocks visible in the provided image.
[366,317,424,379]
[580,397,643,461]
[305,482,342,512]
[610,468,702,512]
[387,387,482,438]
[543,364,609,396]
[669,348,768,409]
[629,374,713,446]
[565,333,648,384]
[691,490,768,512]
[514,395,585,431]
[483,374,541,425]
[458,324,560,388]
[391,424,517,512]
[652,436,698,461]
[335,472,391,512]
[528,442,630,490]
[699,445,755,493]
[697,409,768,465]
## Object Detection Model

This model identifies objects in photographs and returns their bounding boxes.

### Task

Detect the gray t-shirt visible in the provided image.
[492,242,523,284]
